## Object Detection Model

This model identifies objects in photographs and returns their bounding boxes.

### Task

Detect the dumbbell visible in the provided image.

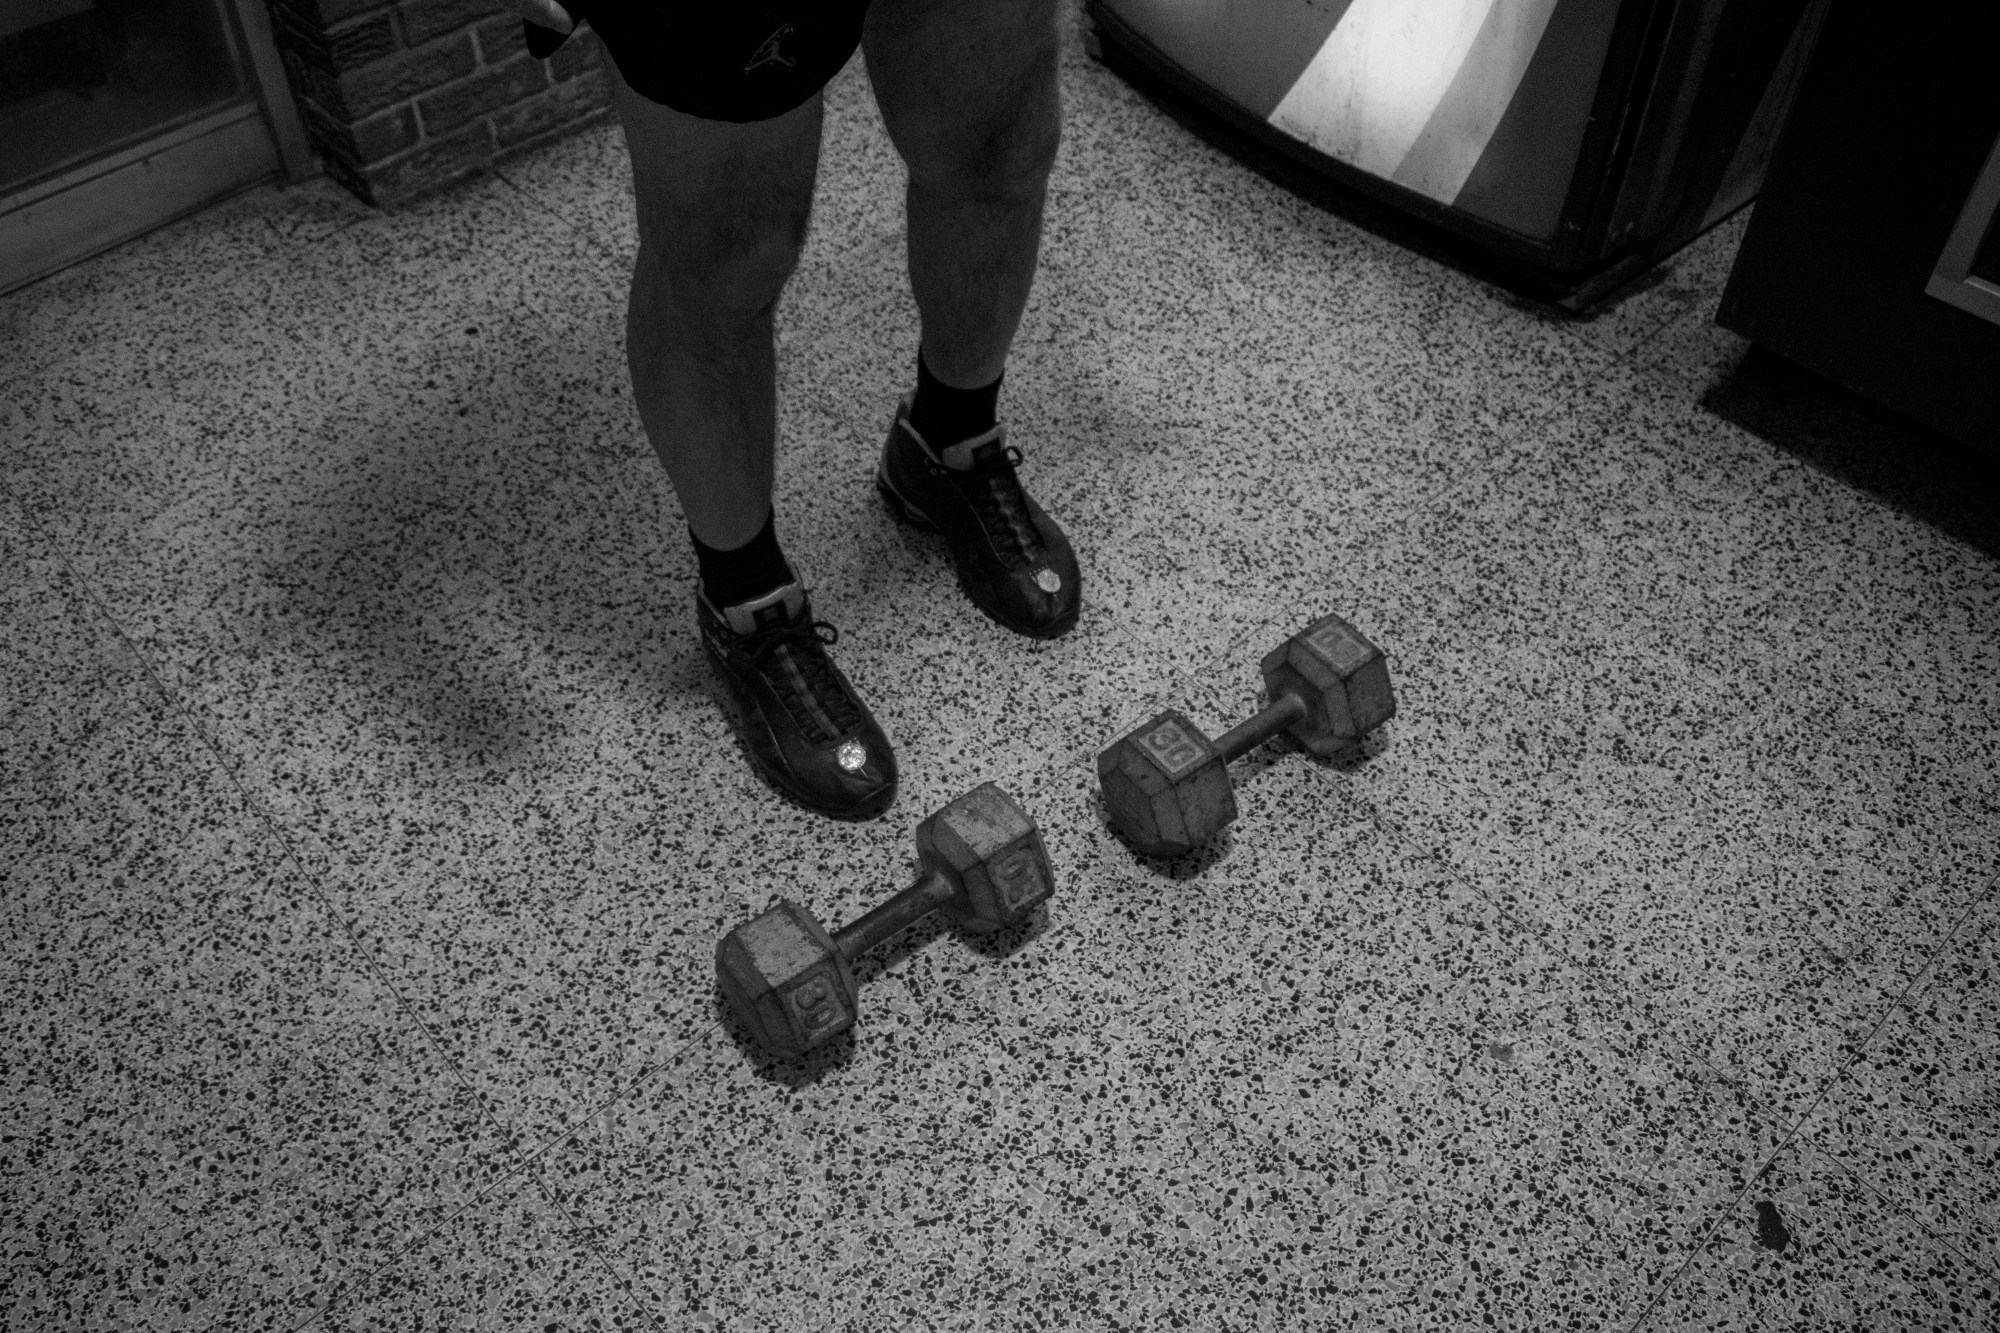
[1097,612,1395,857]
[716,782,1054,1058]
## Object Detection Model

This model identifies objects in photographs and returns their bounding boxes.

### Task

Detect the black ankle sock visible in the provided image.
[909,349,1003,450]
[692,509,793,610]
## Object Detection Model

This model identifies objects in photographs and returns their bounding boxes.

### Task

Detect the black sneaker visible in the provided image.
[875,393,1082,639]
[697,579,897,821]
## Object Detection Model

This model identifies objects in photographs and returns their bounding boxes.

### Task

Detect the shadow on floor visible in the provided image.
[1704,347,2000,562]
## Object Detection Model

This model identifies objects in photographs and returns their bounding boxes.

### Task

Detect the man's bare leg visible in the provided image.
[611,71,823,550]
[864,0,1080,638]
[612,65,897,820]
[863,0,1062,390]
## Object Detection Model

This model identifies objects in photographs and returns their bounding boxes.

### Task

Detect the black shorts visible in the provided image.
[525,1,872,124]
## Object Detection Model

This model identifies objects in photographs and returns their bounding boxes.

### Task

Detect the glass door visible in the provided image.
[0,0,311,295]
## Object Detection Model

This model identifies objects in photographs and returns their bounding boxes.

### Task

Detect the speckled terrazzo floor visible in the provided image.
[5,10,1998,1331]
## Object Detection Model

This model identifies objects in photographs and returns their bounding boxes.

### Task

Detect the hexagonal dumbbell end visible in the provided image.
[717,784,1055,1058]
[1096,708,1237,858]
[1096,614,1394,858]
[914,782,1056,933]
[715,899,859,1059]
[1259,613,1395,756]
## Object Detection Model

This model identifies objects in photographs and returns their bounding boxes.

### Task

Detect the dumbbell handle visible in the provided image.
[1213,691,1308,765]
[832,869,959,963]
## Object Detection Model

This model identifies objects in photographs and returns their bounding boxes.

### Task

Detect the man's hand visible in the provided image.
[512,0,575,34]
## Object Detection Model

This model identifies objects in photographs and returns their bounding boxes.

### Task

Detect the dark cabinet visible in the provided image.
[1717,1,2000,455]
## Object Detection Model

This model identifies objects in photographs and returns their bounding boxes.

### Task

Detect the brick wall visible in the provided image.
[269,0,613,206]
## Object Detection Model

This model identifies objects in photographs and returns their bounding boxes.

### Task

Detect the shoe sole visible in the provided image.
[875,468,1081,641]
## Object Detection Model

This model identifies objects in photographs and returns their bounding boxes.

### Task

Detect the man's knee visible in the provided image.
[616,75,823,317]
[924,101,1060,202]
[636,191,812,318]
[968,75,1062,196]
[891,33,1062,199]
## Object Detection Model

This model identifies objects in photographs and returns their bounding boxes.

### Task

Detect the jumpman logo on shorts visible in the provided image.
[744,23,798,73]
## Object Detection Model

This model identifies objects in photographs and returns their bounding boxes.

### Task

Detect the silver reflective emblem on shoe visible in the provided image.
[1033,568,1062,594]
[837,740,868,773]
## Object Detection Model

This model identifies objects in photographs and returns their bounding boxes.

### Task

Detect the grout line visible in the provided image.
[252,188,374,251]
[5,124,1985,1318]
[1302,730,2000,1321]
[1638,877,2000,1323]
[3,481,652,1326]
[1776,874,2000,1260]
[1619,861,1930,1324]
[1630,886,1995,1328]
[1551,296,1684,370]
[1344,767,1812,1115]
[470,739,1159,1329]
[1808,1145,2000,1280]
[531,1168,678,1333]
[254,681,1161,1324]
[1255,426,1995,1095]
[487,160,633,272]
[1273,724,1811,1325]
[1622,1126,1794,1333]
[279,1018,727,1333]
[2,175,366,404]
[1067,596,1726,1329]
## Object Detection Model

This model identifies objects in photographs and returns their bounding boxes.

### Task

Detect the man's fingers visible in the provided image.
[516,0,575,33]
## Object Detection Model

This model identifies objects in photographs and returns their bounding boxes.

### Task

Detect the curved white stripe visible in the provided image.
[1394,0,1563,203]
[1267,0,1500,182]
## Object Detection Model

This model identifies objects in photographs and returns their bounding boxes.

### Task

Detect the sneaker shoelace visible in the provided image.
[940,444,1046,570]
[743,618,863,744]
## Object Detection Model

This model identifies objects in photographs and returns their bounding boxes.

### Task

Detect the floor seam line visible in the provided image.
[7,489,603,1325]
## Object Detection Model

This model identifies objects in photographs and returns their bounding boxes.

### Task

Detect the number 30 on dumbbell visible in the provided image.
[1097,612,1396,857]
[716,783,1053,1058]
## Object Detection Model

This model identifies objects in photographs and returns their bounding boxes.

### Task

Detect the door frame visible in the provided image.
[0,0,316,297]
